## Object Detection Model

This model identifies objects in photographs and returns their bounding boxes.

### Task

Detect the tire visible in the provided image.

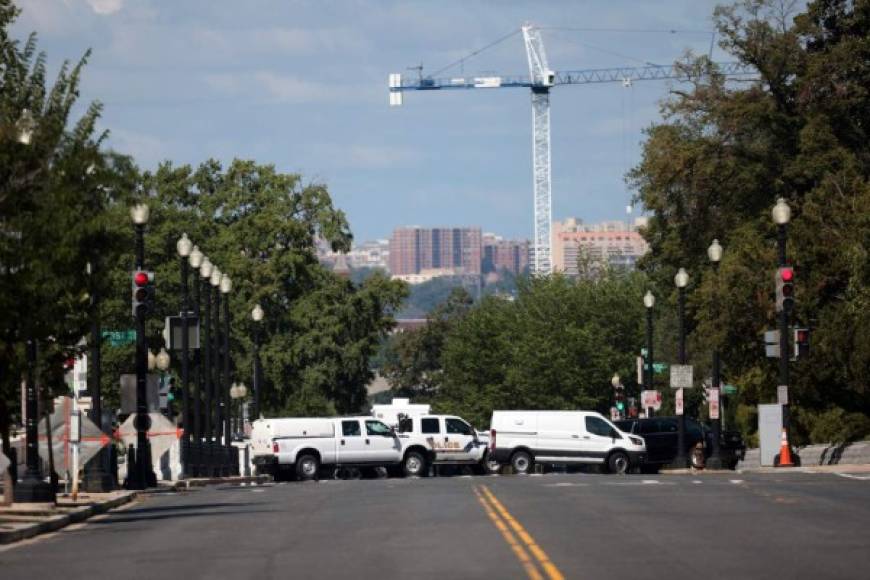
[295,454,320,481]
[607,451,630,475]
[403,451,428,477]
[510,450,533,474]
[483,457,502,475]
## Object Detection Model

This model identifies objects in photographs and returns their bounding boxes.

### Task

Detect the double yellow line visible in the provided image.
[474,485,565,580]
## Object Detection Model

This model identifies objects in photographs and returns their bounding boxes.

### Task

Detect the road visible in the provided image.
[2,470,870,579]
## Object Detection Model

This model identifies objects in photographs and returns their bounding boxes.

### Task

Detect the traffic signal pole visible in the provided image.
[777,224,791,453]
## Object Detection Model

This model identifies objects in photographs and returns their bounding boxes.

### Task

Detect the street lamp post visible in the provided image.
[176,233,192,478]
[210,266,224,476]
[188,246,204,476]
[772,197,796,463]
[230,383,248,439]
[200,258,214,476]
[251,304,264,421]
[128,203,156,489]
[14,339,54,502]
[643,291,655,413]
[707,240,724,469]
[672,267,690,469]
[220,274,233,472]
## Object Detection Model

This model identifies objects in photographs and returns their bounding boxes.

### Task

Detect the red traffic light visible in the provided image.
[780,267,794,282]
[134,271,149,286]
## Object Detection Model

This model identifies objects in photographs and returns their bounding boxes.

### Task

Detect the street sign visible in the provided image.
[709,388,720,420]
[164,315,200,351]
[641,390,662,411]
[764,330,779,343]
[670,364,694,389]
[640,347,648,357]
[653,363,668,374]
[777,385,789,405]
[722,384,737,395]
[636,356,643,385]
[675,388,684,415]
[102,329,136,347]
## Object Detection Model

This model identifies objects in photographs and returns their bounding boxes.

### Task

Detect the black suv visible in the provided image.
[614,416,746,472]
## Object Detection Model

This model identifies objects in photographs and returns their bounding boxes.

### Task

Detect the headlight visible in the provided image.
[629,436,644,447]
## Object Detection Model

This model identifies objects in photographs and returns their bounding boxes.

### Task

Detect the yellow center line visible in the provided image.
[474,486,544,580]
[481,485,566,580]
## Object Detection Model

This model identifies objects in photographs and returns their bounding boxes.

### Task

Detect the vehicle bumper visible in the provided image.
[627,450,646,467]
[252,454,278,475]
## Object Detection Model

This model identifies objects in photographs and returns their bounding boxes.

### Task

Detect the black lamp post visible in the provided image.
[210,265,224,475]
[14,339,54,502]
[772,197,796,464]
[672,267,690,469]
[707,240,724,469]
[200,257,214,476]
[251,304,264,421]
[220,274,233,467]
[128,203,156,489]
[643,291,655,412]
[176,233,193,478]
[188,246,204,476]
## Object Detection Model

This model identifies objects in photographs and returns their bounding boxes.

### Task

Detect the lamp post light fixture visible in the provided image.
[128,203,156,490]
[707,240,724,469]
[200,257,214,475]
[772,197,796,466]
[176,234,193,478]
[643,291,655,402]
[251,304,264,420]
[17,108,35,145]
[672,267,690,469]
[156,348,170,372]
[210,266,224,475]
[220,274,233,462]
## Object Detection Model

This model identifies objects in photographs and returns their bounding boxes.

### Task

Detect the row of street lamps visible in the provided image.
[640,197,794,469]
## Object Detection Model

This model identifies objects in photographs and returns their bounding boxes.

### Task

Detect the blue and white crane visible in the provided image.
[389,24,753,275]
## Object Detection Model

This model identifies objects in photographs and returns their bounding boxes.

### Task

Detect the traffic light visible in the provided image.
[775,267,795,312]
[131,270,155,317]
[794,328,810,358]
[615,390,625,412]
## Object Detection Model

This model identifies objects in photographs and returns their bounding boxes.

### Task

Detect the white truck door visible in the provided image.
[338,419,367,463]
[442,417,480,461]
[364,419,402,462]
[582,415,618,463]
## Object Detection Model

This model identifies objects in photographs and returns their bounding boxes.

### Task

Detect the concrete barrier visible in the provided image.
[738,440,870,469]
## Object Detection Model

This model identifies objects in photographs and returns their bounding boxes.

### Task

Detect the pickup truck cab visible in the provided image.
[251,416,402,480]
[394,414,495,476]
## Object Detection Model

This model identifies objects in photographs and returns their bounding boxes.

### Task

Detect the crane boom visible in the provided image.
[389,26,754,276]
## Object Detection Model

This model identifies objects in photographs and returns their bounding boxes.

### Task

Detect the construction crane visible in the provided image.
[389,24,754,275]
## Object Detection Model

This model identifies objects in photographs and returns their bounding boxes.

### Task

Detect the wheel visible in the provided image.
[607,451,630,475]
[295,454,320,481]
[510,450,533,474]
[483,457,502,475]
[403,451,428,477]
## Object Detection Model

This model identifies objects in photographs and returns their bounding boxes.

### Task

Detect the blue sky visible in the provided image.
[16,0,726,243]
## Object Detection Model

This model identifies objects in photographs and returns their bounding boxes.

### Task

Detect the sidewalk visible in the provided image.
[0,475,269,546]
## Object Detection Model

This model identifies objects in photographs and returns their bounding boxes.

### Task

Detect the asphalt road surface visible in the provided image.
[2,470,870,579]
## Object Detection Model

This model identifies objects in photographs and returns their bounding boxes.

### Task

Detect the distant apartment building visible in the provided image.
[482,234,530,275]
[552,217,649,276]
[389,227,482,278]
[318,239,390,272]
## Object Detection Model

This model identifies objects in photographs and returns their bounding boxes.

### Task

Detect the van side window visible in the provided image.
[421,418,440,434]
[446,418,473,435]
[397,417,413,433]
[585,416,615,438]
[342,420,361,437]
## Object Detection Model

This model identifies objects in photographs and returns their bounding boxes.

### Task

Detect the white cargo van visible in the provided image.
[489,410,646,474]
[251,416,403,480]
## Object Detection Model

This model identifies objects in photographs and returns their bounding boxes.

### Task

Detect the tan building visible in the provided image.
[482,234,529,275]
[389,227,482,277]
[552,218,649,276]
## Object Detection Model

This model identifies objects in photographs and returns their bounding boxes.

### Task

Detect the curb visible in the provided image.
[0,491,138,546]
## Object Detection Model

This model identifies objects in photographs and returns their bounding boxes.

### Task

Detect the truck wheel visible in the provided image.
[484,456,502,475]
[403,451,428,477]
[296,454,320,481]
[511,450,533,474]
[607,451,630,475]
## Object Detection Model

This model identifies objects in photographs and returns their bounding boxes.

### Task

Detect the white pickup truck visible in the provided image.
[251,416,405,480]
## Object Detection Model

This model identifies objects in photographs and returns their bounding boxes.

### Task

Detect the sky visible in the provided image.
[15,0,729,243]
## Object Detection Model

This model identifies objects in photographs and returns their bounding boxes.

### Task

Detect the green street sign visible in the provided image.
[653,363,668,374]
[722,384,738,395]
[640,348,648,357]
[102,329,136,347]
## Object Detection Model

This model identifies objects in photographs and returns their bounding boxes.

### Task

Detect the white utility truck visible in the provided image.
[488,410,646,475]
[251,416,404,480]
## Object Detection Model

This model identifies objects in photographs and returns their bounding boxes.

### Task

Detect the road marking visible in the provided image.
[730,479,744,484]
[544,482,588,487]
[834,473,870,481]
[473,487,543,580]
[641,480,660,484]
[692,480,703,484]
[479,485,565,580]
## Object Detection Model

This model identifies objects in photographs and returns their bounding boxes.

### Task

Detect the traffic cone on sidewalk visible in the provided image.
[776,427,794,467]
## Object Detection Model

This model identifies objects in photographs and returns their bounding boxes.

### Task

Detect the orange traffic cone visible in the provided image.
[777,427,794,467]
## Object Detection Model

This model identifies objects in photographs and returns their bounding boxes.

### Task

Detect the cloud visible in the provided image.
[87,0,123,15]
